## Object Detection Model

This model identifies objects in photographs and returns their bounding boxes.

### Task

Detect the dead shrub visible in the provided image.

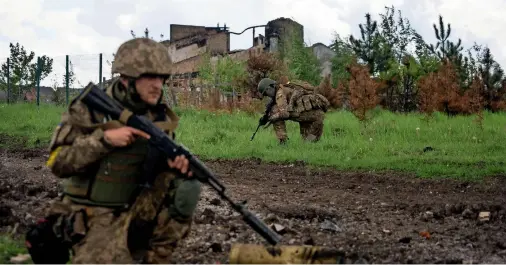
[315,74,343,109]
[487,80,506,112]
[239,51,290,98]
[465,76,486,128]
[417,60,462,115]
[346,62,381,122]
[417,71,440,115]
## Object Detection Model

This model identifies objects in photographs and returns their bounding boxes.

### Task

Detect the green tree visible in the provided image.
[349,13,391,76]
[281,30,322,86]
[475,46,505,110]
[0,42,53,102]
[375,6,442,111]
[416,15,472,87]
[425,15,464,62]
[329,33,356,87]
[197,51,247,92]
[378,6,416,62]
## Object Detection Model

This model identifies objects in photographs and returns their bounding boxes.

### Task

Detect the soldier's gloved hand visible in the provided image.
[259,115,268,125]
[103,127,151,147]
[168,155,193,177]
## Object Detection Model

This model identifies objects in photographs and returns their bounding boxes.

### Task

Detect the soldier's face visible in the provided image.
[265,86,276,98]
[135,75,164,105]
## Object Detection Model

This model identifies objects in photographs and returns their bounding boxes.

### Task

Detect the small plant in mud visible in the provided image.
[465,76,486,130]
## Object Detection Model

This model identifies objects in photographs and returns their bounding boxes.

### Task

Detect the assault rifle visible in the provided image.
[250,98,276,141]
[78,82,281,246]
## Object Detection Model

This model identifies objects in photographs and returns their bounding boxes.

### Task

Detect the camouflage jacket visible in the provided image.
[268,81,330,121]
[46,79,179,179]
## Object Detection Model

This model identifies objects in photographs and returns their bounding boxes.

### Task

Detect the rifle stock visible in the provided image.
[77,82,281,246]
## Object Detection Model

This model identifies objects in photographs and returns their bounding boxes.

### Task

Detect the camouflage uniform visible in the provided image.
[258,78,329,143]
[41,38,200,264]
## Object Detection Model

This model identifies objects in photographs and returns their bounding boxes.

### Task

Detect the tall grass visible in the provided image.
[0,234,29,264]
[1,103,505,179]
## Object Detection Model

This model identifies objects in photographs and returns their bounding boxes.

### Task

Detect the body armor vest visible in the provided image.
[61,86,179,207]
[281,82,330,113]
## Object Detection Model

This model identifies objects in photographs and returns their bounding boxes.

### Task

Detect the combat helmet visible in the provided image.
[111,38,172,78]
[257,78,277,95]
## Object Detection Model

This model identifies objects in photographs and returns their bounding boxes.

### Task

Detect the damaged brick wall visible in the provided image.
[172,56,203,75]
[170,24,209,41]
[207,32,229,55]
[168,41,207,63]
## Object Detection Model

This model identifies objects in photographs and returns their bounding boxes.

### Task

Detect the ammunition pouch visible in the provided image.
[172,178,201,219]
[25,210,89,264]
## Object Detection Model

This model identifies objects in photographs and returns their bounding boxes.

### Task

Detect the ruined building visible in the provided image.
[160,24,230,77]
[264,17,304,53]
[162,17,334,83]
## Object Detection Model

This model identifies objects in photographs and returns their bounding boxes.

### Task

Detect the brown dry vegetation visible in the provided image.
[346,62,382,121]
[315,74,343,109]
[418,60,474,116]
[414,60,505,116]
[238,51,291,98]
[335,60,506,118]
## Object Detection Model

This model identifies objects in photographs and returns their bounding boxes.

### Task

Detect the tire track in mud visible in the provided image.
[1,149,506,263]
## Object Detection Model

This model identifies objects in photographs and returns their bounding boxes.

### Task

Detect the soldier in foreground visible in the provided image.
[28,38,201,263]
[255,78,330,144]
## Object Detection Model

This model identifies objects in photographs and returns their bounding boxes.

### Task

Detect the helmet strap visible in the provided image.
[128,78,143,103]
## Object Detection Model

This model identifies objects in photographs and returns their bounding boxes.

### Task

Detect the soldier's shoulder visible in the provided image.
[157,101,180,124]
[287,80,316,91]
[64,83,111,125]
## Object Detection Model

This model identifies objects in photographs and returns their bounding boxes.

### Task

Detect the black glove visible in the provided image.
[259,115,268,126]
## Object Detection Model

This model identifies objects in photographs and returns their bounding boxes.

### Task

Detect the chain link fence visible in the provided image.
[0,53,114,105]
[0,53,263,112]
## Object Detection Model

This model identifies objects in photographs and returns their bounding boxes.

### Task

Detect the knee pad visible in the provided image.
[172,179,201,219]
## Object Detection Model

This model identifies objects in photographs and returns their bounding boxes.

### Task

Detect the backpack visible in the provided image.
[281,81,330,113]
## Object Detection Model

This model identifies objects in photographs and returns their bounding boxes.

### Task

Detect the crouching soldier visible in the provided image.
[25,38,201,264]
[256,78,330,144]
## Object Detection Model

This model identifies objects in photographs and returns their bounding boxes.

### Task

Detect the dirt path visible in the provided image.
[1,148,506,263]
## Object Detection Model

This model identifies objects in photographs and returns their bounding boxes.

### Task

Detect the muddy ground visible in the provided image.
[1,148,506,264]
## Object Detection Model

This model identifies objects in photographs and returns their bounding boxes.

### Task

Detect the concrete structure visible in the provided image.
[161,17,335,84]
[311,43,336,77]
[265,17,304,53]
[160,24,231,76]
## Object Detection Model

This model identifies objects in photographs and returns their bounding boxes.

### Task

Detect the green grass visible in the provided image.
[0,103,65,148]
[1,102,505,179]
[0,235,30,264]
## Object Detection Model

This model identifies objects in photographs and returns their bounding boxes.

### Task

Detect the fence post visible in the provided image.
[99,53,103,88]
[65,55,69,105]
[6,58,10,104]
[36,56,41,106]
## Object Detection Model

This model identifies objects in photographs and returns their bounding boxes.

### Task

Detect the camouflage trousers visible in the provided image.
[44,195,192,264]
[272,110,325,143]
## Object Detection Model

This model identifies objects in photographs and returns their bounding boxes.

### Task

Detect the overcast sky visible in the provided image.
[1,0,505,87]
